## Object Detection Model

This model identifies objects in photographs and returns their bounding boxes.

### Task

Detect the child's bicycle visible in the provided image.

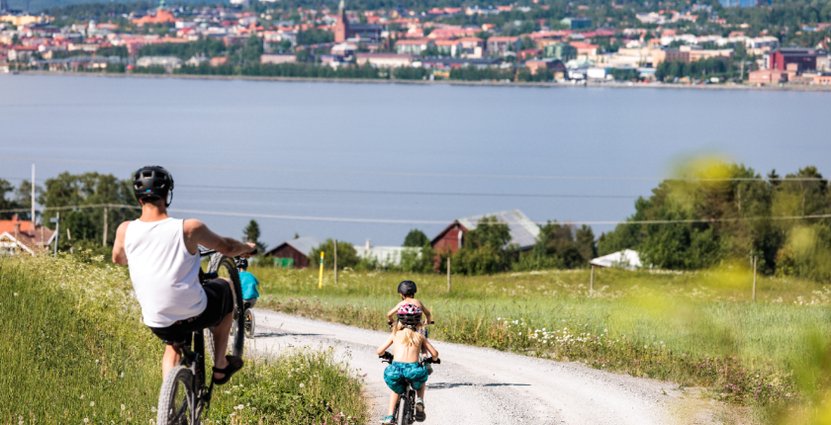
[156,250,248,425]
[379,352,440,425]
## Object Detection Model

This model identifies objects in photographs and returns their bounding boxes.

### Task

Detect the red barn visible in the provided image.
[264,236,320,268]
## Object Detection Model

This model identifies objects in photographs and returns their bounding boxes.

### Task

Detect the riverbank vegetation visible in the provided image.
[0,256,368,424]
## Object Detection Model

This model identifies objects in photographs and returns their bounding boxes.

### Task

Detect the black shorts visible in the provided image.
[149,279,233,345]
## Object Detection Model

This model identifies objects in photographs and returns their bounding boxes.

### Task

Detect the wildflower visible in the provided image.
[83,419,89,424]
[13,292,18,297]
[90,401,95,407]
[234,404,245,411]
[121,404,126,411]
[299,383,305,389]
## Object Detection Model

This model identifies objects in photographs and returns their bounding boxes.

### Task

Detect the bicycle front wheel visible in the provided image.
[206,254,245,358]
[157,365,194,425]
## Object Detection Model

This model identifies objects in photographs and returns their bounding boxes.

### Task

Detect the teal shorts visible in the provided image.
[383,362,429,394]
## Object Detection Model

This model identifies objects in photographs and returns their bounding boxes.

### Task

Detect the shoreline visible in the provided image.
[9,70,831,92]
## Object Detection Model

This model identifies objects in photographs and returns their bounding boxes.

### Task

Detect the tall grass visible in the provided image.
[253,264,831,410]
[0,255,367,424]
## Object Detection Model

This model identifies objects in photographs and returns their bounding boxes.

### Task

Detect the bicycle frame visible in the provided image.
[174,329,214,424]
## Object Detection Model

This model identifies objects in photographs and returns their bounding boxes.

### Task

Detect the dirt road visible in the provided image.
[247,309,718,425]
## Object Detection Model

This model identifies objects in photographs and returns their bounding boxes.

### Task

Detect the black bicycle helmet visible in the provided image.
[133,165,174,206]
[397,280,417,297]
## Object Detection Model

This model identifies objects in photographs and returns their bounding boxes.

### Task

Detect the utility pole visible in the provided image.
[51,213,60,256]
[102,206,109,247]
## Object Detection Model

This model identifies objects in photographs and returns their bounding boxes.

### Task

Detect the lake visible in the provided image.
[0,74,828,247]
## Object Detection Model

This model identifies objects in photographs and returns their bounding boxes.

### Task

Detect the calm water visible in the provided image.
[0,74,828,246]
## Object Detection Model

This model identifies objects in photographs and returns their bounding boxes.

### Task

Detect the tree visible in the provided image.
[309,239,359,270]
[453,216,516,275]
[400,245,435,273]
[403,229,430,247]
[243,219,267,252]
[39,172,135,251]
[0,179,22,219]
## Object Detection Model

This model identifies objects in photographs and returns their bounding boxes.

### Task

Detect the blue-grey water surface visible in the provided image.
[0,74,828,246]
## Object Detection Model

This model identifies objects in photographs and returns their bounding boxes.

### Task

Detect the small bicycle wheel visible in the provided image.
[244,309,255,339]
[157,365,194,425]
[206,254,245,358]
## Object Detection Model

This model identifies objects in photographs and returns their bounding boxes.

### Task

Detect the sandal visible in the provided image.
[212,355,243,385]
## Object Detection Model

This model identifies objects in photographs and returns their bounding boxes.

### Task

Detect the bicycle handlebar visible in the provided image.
[379,351,440,365]
[199,247,258,258]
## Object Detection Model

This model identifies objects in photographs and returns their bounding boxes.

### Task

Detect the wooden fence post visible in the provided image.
[446,256,451,293]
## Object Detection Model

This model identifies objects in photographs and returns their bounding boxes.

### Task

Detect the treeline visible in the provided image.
[0,173,135,254]
[599,161,831,281]
[655,58,736,83]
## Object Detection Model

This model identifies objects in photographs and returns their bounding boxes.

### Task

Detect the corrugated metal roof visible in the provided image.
[457,209,540,249]
[284,236,321,257]
[590,249,641,270]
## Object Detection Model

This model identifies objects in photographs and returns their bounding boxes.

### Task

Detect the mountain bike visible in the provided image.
[156,250,247,425]
[379,352,440,425]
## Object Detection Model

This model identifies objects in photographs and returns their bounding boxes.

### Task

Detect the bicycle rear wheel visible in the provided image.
[206,254,245,358]
[399,389,414,425]
[157,366,194,425]
[243,309,255,339]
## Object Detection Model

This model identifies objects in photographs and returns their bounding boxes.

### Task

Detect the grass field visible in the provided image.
[0,255,368,424]
[252,263,831,415]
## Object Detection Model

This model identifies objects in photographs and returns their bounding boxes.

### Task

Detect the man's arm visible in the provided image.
[111,221,130,265]
[184,219,255,257]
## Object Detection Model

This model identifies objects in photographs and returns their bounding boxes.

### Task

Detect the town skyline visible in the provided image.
[1,0,830,86]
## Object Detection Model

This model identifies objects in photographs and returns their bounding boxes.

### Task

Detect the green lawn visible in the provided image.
[0,256,367,424]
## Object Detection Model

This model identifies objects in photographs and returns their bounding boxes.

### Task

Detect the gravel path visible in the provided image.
[246,309,715,425]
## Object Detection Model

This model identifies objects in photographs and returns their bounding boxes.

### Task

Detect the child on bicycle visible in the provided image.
[377,304,439,424]
[237,258,260,308]
[386,280,432,328]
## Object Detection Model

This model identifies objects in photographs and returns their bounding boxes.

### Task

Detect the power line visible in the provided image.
[181,184,640,199]
[4,203,830,227]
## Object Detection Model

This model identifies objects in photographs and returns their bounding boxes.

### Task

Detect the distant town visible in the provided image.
[1,0,831,87]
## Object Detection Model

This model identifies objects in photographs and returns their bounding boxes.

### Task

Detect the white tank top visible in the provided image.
[124,217,207,327]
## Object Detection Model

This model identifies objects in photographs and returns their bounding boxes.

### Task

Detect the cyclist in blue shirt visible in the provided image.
[237,258,260,308]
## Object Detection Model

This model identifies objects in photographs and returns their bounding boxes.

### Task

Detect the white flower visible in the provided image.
[83,418,89,424]
[13,292,18,297]
[90,401,95,407]
[299,383,305,388]
[234,404,245,411]
[121,404,126,411]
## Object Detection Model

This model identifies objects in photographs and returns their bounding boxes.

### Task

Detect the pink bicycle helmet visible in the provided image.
[397,303,422,326]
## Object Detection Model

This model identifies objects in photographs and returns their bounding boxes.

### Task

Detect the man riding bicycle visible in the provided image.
[111,165,254,385]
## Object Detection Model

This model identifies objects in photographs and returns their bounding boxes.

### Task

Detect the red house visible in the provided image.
[431,209,541,256]
[0,215,55,256]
